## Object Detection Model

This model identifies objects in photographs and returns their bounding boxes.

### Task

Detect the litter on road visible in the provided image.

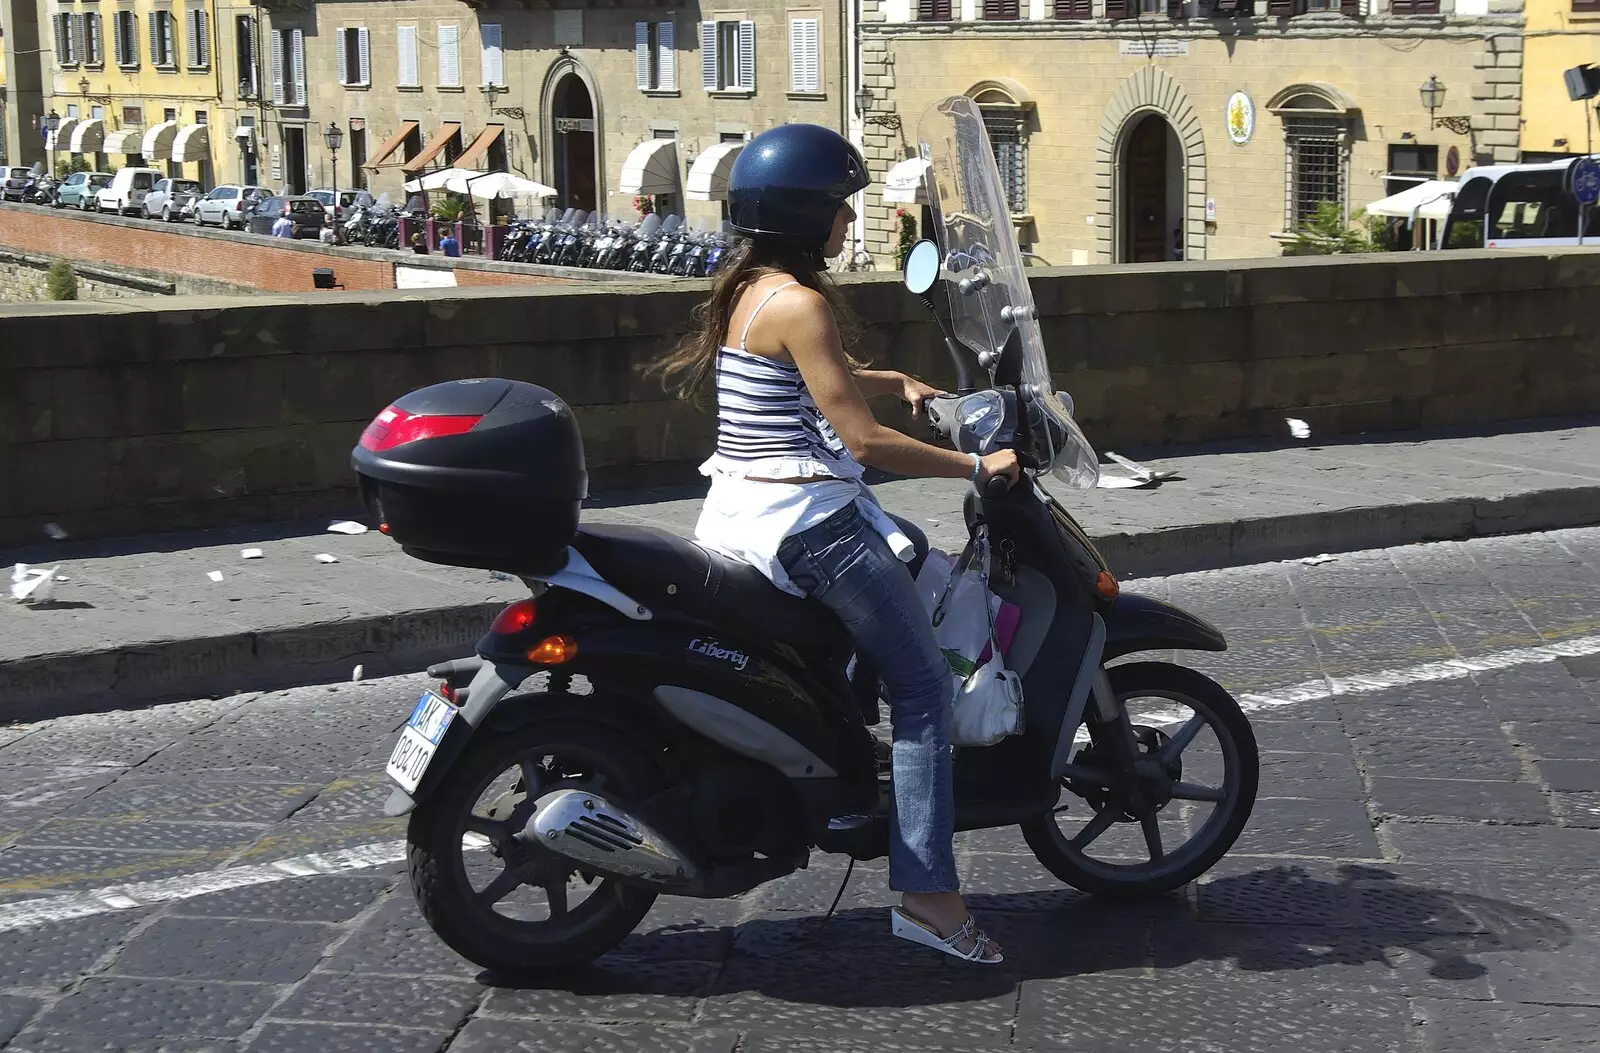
[206,570,225,583]
[351,664,365,682]
[43,523,68,540]
[315,553,339,564]
[240,548,264,560]
[328,521,369,535]
[1287,417,1312,439]
[1097,451,1178,489]
[10,564,60,603]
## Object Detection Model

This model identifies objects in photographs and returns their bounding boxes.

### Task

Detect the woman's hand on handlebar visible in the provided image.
[978,449,1022,491]
[899,375,941,418]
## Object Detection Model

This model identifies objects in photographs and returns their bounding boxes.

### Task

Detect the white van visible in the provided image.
[95,167,165,217]
[1440,156,1600,249]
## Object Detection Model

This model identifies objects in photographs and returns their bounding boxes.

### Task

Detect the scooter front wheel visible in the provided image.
[1022,662,1258,898]
[407,712,666,976]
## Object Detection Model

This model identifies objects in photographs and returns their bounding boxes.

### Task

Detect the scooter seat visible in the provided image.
[571,524,847,653]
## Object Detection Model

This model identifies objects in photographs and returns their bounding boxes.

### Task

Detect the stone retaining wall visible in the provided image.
[2,246,1598,547]
[0,248,255,301]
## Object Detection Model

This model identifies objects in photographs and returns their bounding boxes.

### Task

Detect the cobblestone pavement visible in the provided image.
[2,529,1599,1053]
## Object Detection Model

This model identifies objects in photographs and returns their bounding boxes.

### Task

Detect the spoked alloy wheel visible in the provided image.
[407,717,665,976]
[1022,662,1258,897]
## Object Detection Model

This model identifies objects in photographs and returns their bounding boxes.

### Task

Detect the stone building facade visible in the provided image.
[247,0,847,231]
[36,0,224,184]
[858,0,1524,266]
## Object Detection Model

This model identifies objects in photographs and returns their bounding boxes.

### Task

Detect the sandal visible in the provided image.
[890,906,1004,964]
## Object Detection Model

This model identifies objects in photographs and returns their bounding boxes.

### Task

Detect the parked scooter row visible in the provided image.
[2,163,62,206]
[342,193,403,250]
[497,209,733,277]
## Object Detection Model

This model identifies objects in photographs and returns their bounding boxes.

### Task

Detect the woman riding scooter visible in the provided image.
[646,124,1020,964]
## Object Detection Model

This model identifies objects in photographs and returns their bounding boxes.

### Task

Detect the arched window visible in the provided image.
[968,78,1035,216]
[1267,82,1359,229]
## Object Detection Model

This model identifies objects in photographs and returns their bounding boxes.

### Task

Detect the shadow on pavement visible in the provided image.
[482,862,1571,1006]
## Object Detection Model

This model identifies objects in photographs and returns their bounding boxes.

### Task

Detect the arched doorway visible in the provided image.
[552,73,596,213]
[1096,67,1207,264]
[1119,113,1184,264]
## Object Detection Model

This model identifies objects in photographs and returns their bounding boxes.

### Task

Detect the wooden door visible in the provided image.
[1124,116,1168,264]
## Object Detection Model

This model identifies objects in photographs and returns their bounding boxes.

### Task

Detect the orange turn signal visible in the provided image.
[528,634,578,665]
[1096,571,1120,599]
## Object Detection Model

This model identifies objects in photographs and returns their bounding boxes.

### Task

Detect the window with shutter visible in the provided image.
[88,13,102,64]
[700,21,718,90]
[636,22,652,89]
[196,10,209,65]
[236,16,255,94]
[1576,0,1600,12]
[1053,0,1091,18]
[438,24,460,87]
[120,11,139,66]
[186,9,198,65]
[54,12,68,66]
[789,18,819,93]
[983,0,1021,18]
[336,26,348,84]
[1388,0,1440,11]
[270,28,284,103]
[397,25,419,87]
[71,11,85,62]
[1339,0,1361,14]
[658,21,675,90]
[480,23,503,86]
[292,28,306,102]
[918,0,953,17]
[1104,0,1130,17]
[1266,0,1295,13]
[1168,0,1188,16]
[737,20,754,90]
[358,27,370,84]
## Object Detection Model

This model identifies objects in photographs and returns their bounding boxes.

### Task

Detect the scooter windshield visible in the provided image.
[917,96,1098,490]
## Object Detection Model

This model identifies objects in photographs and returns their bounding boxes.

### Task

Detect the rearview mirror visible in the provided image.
[903,239,941,295]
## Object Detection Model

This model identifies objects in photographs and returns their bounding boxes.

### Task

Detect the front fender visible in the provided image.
[1103,592,1227,661]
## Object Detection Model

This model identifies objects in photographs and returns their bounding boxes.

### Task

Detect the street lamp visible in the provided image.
[45,110,61,178]
[1420,75,1473,135]
[324,121,344,238]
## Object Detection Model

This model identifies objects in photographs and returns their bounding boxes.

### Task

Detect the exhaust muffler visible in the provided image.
[523,788,697,885]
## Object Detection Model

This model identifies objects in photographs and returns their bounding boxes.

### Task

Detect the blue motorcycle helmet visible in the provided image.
[727,124,869,249]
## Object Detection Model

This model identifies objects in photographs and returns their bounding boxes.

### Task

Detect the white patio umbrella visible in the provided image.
[461,171,557,200]
[1366,179,1457,223]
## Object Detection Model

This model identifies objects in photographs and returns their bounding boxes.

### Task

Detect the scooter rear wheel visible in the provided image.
[1021,662,1258,898]
[407,714,666,976]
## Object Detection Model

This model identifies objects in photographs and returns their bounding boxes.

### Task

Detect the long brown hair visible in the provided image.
[645,237,863,403]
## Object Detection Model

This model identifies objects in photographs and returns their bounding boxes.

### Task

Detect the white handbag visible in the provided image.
[915,528,1025,747]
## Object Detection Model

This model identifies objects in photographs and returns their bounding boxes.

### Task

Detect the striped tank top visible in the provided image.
[700,281,862,482]
[695,280,911,596]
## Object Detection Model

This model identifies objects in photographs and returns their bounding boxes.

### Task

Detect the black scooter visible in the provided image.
[357,246,1259,977]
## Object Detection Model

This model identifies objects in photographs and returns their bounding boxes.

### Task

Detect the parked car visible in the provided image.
[56,171,113,209]
[141,178,206,222]
[194,184,273,229]
[245,195,328,238]
[306,188,363,223]
[95,167,164,216]
[1,165,35,202]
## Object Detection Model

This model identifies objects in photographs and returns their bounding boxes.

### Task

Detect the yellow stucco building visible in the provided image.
[39,0,220,183]
[1520,0,1600,157]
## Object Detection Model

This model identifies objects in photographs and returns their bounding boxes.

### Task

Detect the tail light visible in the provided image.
[359,406,483,452]
[528,635,578,664]
[490,599,538,635]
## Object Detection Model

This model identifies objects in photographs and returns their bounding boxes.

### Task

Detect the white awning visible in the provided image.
[883,158,931,204]
[1366,179,1457,223]
[232,125,255,146]
[46,118,80,152]
[686,141,743,202]
[171,124,211,163]
[617,138,679,196]
[142,120,179,158]
[102,130,141,155]
[68,118,105,154]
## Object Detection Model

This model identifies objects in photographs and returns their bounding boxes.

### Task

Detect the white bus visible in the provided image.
[1440,156,1600,249]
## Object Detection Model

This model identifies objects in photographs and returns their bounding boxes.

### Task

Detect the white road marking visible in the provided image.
[0,841,406,933]
[4,633,1598,935]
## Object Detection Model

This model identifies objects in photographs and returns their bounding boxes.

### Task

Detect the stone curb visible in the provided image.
[5,484,1599,723]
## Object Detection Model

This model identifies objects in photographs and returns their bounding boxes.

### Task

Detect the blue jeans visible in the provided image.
[777,504,959,894]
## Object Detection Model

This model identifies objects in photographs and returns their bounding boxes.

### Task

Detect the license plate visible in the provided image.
[385,690,458,793]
